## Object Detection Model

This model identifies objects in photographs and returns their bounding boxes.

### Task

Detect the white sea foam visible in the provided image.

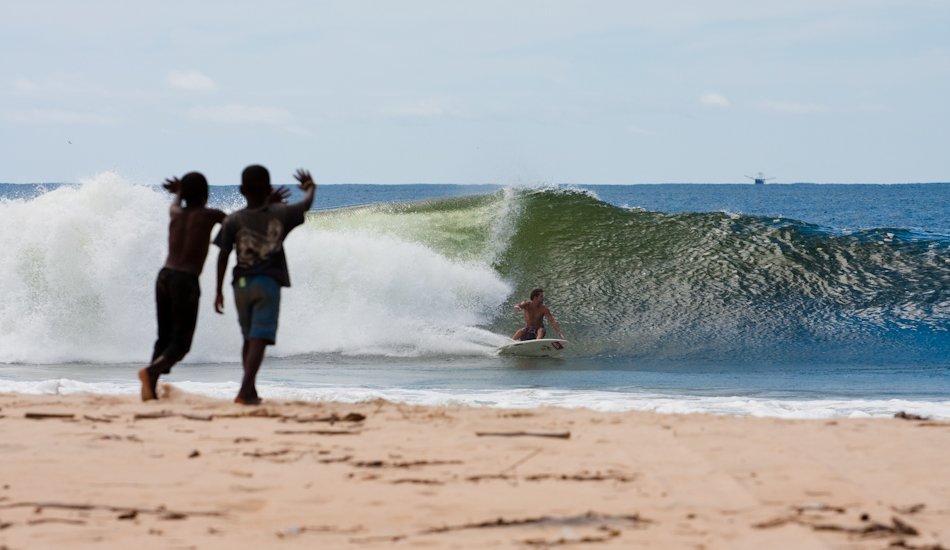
[0,173,512,364]
[0,173,167,363]
[2,378,948,420]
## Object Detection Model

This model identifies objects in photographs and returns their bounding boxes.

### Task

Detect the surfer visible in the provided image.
[512,288,564,341]
[213,165,316,405]
[138,173,227,401]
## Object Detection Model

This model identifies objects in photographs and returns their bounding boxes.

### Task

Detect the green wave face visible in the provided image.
[309,188,950,365]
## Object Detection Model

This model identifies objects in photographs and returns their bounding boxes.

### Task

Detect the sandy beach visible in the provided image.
[0,387,947,550]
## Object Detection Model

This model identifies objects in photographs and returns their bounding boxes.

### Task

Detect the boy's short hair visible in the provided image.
[180,172,208,206]
[530,288,544,300]
[241,165,271,198]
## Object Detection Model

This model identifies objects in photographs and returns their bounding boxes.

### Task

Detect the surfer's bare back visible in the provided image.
[512,288,564,341]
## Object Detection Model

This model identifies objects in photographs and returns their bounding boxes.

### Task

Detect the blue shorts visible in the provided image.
[233,275,281,344]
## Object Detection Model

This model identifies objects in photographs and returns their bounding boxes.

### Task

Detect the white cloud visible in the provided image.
[188,104,293,124]
[700,92,730,107]
[628,126,651,135]
[756,100,830,114]
[167,70,217,91]
[4,109,120,124]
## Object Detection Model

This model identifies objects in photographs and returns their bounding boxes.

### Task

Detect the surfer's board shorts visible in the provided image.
[153,267,201,368]
[520,326,542,341]
[233,275,281,344]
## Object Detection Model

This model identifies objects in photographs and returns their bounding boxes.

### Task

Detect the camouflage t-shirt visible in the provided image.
[213,201,308,287]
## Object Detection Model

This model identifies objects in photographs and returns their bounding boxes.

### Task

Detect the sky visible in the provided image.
[1,0,948,185]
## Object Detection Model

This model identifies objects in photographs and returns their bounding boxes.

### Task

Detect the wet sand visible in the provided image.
[0,386,948,549]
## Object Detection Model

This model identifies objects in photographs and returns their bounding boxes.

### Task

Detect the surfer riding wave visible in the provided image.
[512,288,564,341]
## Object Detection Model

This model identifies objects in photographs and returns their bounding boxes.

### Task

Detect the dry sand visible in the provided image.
[0,386,948,549]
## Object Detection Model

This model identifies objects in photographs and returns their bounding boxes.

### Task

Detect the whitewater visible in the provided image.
[2,174,949,419]
[0,173,513,363]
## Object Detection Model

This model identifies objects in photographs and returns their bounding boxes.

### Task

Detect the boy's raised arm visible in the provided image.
[163,177,184,210]
[266,186,291,204]
[293,168,317,210]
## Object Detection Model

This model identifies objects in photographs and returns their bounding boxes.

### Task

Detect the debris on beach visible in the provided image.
[894,411,930,421]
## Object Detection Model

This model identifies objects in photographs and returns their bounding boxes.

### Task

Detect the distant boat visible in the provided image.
[745,172,775,185]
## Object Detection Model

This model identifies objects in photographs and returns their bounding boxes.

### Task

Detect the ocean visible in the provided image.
[2,174,949,419]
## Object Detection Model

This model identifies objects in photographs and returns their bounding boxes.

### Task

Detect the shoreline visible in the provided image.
[1,387,948,549]
[3,373,950,421]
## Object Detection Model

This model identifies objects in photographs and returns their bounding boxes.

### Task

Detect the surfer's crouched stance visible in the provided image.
[512,288,564,341]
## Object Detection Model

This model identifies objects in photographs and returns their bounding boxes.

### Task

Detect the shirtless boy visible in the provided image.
[512,288,564,341]
[214,166,316,405]
[139,173,226,400]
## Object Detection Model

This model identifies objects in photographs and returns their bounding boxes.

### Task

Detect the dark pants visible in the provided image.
[152,267,200,370]
[520,326,541,341]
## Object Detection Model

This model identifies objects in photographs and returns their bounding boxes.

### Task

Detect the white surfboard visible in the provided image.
[495,338,568,357]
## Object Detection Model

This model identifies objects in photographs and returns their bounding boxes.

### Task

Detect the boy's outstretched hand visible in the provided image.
[162,177,181,194]
[267,185,291,204]
[294,169,316,192]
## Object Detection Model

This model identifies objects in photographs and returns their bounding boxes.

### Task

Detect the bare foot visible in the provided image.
[234,396,262,405]
[138,368,157,401]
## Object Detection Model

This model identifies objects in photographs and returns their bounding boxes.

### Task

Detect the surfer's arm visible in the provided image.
[514,301,528,310]
[545,309,564,339]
